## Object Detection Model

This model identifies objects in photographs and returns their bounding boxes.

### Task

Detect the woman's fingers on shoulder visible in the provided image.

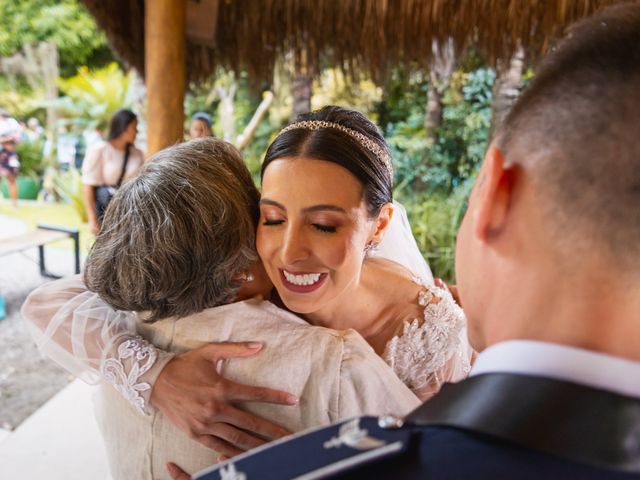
[224,380,298,406]
[195,341,264,361]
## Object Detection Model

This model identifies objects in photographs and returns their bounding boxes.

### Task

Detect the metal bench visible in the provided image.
[0,224,80,278]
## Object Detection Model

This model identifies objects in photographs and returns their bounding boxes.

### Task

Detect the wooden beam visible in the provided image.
[145,0,186,155]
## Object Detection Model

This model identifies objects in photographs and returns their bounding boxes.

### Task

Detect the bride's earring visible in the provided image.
[364,241,379,256]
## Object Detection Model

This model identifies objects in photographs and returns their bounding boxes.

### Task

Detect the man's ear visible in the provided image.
[370,203,394,244]
[473,145,515,240]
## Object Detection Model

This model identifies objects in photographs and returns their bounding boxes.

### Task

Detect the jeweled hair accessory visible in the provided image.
[279,120,393,178]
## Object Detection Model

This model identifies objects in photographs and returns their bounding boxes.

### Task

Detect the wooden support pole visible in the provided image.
[145,0,186,155]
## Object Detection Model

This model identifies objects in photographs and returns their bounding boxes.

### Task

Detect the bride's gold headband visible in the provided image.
[278,120,394,179]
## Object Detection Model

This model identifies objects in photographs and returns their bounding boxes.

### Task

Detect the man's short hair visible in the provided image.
[84,137,260,321]
[498,3,640,269]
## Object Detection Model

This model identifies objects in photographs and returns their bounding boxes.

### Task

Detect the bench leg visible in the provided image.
[72,231,80,274]
[38,245,62,279]
[38,245,46,276]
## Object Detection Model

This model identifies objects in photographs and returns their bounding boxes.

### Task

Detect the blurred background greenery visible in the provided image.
[1,0,530,282]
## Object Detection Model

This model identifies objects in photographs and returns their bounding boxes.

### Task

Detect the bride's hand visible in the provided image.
[434,278,461,306]
[151,342,298,457]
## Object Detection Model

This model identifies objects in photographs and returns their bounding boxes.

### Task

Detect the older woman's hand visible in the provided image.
[166,462,191,480]
[151,342,297,457]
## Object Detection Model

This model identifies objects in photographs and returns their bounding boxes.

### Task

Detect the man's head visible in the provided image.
[456,3,640,350]
[84,137,260,321]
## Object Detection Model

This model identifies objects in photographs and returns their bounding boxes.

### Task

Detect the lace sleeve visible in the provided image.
[20,275,174,415]
[382,283,472,401]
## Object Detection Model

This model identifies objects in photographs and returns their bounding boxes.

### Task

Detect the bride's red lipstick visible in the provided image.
[279,269,328,294]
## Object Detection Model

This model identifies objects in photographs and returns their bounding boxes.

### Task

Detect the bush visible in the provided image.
[381,67,494,195]
[397,178,474,283]
[51,166,86,221]
[14,138,46,178]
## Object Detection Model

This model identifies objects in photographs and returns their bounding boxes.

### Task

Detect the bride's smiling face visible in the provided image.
[257,156,378,316]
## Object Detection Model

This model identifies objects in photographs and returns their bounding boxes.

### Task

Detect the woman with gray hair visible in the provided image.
[23,137,419,480]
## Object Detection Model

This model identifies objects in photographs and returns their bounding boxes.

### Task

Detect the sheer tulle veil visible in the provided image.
[375,201,434,284]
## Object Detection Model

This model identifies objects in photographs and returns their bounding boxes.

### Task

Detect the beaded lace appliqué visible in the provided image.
[101,336,157,415]
[383,282,470,392]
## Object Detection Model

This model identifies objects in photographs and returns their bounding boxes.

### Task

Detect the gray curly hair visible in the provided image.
[84,137,260,321]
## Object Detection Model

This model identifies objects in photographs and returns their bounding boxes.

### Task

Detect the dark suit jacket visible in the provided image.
[196,373,640,480]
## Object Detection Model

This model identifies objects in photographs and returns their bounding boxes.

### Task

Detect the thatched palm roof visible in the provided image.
[80,0,624,84]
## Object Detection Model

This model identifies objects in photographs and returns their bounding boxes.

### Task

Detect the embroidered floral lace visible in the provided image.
[102,336,158,415]
[383,282,472,397]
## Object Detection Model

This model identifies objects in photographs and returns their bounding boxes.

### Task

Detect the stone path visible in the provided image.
[0,215,80,430]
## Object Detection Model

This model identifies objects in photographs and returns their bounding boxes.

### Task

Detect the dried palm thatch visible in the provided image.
[80,0,626,84]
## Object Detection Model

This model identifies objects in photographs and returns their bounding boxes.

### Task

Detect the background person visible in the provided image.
[0,136,20,207]
[81,109,143,235]
[189,111,213,139]
[0,109,22,144]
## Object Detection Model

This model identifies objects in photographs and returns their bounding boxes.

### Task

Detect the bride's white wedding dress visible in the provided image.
[21,202,472,479]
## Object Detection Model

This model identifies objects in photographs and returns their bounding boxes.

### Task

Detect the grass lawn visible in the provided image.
[0,200,95,256]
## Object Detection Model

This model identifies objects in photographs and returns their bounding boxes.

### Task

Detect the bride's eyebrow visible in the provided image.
[302,205,347,214]
[260,198,285,210]
[260,198,347,215]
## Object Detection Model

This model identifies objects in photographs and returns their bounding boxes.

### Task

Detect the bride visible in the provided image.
[256,106,472,397]
[22,106,472,466]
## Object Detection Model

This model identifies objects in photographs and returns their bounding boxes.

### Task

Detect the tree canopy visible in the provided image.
[0,0,111,76]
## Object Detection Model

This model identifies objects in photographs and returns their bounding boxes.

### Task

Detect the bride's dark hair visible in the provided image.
[261,105,392,218]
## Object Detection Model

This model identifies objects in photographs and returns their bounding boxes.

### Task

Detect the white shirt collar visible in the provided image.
[471,340,640,399]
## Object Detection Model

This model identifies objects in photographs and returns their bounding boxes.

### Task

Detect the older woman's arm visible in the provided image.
[21,275,294,456]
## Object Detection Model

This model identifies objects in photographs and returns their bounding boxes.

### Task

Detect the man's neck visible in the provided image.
[483,264,640,362]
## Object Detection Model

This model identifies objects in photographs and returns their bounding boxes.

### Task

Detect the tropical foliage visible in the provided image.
[15,139,47,178]
[51,167,86,222]
[371,66,495,281]
[55,63,135,131]
[0,0,111,76]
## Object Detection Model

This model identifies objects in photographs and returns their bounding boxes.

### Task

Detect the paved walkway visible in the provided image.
[0,214,108,477]
[0,379,109,479]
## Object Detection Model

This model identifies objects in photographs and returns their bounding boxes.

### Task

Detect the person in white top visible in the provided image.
[81,109,144,234]
[193,5,640,479]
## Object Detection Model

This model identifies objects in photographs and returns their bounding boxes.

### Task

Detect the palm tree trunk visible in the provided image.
[424,39,456,144]
[291,74,312,121]
[490,46,525,137]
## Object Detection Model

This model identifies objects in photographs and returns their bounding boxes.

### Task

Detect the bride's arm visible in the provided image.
[21,276,295,457]
[21,274,174,412]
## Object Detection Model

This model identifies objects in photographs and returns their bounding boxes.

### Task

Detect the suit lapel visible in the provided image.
[407,373,640,472]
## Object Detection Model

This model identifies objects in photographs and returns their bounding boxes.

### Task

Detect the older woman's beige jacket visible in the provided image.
[22,277,420,480]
